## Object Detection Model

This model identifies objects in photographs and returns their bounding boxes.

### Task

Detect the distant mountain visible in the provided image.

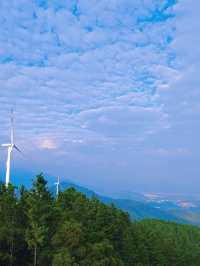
[170,209,200,226]
[107,190,147,202]
[50,180,195,224]
[58,181,97,198]
[100,197,186,222]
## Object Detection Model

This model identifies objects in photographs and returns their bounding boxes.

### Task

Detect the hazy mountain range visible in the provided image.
[51,180,200,226]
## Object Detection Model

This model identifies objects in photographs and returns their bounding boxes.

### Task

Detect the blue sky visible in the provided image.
[0,0,200,195]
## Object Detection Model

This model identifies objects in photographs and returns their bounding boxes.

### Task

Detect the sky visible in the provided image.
[0,0,200,195]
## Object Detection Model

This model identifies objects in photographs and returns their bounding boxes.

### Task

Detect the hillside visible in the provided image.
[1,174,200,265]
[55,180,198,225]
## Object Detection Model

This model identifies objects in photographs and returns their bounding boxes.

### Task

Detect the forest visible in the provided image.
[1,174,200,266]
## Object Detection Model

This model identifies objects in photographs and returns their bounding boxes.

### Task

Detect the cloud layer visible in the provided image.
[0,0,199,194]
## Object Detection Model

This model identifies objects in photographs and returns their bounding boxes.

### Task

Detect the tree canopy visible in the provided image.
[1,174,200,265]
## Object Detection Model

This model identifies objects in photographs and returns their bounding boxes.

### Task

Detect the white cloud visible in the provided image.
[3,0,199,193]
[146,148,191,157]
[37,138,58,150]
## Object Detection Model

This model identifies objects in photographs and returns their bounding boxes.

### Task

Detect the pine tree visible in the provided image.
[25,174,54,266]
[0,183,20,266]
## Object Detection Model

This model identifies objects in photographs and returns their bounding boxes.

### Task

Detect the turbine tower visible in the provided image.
[1,109,21,187]
[55,176,60,197]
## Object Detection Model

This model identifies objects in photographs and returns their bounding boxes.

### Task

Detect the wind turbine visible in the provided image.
[1,109,21,187]
[55,176,60,197]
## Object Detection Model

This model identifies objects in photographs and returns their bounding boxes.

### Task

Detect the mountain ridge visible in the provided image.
[51,180,195,225]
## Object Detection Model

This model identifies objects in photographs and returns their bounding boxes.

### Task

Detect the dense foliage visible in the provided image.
[1,174,200,265]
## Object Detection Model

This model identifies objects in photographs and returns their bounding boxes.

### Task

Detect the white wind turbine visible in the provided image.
[1,110,21,187]
[55,176,60,197]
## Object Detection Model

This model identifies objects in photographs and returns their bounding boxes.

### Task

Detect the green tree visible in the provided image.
[25,174,54,266]
[0,183,21,266]
[52,249,73,266]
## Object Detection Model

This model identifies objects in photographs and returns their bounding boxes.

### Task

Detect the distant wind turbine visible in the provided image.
[1,109,21,187]
[55,176,60,197]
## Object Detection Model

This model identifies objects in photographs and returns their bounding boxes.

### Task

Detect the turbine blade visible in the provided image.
[1,144,11,147]
[11,109,14,144]
[14,145,22,153]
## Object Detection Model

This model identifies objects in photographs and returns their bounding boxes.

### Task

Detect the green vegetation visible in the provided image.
[1,174,200,265]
